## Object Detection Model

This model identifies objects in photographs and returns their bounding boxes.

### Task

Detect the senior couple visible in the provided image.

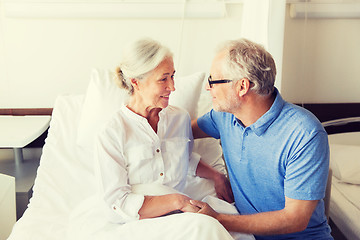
[94,38,333,239]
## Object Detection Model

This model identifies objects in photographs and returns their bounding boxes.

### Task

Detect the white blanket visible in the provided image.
[67,184,253,240]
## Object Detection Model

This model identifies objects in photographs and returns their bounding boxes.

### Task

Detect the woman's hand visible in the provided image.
[139,193,199,219]
[173,194,200,213]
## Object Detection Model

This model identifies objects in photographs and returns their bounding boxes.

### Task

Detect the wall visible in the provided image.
[0,1,243,161]
[0,2,243,108]
[1,2,360,159]
[2,3,359,108]
[282,4,360,104]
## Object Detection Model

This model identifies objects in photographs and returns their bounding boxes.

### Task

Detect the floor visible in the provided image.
[0,158,40,219]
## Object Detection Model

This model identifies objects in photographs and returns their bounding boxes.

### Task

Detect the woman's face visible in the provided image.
[136,57,175,109]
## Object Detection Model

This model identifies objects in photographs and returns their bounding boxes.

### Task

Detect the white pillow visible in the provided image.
[169,72,205,119]
[197,79,213,117]
[76,69,205,147]
[330,143,360,185]
[193,138,225,174]
[76,69,129,147]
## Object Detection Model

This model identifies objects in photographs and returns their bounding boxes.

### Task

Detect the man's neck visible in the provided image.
[233,91,276,128]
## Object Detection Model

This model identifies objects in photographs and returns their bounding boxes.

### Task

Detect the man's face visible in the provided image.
[208,51,240,113]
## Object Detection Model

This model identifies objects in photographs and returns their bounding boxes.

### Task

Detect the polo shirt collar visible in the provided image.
[249,88,285,136]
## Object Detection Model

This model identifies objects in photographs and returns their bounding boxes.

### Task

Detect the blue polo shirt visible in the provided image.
[197,89,332,239]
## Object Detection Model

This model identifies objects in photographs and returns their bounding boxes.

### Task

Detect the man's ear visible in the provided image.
[236,78,251,97]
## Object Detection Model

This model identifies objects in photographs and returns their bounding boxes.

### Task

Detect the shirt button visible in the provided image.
[160,172,164,176]
[156,149,160,153]
[113,206,117,210]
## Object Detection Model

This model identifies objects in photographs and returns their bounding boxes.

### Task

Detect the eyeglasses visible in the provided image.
[208,75,233,88]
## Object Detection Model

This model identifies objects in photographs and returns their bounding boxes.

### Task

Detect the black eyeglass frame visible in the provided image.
[207,76,234,88]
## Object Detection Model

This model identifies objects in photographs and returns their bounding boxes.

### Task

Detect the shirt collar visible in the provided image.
[250,88,285,136]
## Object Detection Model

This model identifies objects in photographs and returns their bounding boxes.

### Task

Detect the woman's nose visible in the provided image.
[168,79,175,91]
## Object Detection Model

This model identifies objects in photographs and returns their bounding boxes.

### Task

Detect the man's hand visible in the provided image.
[195,160,234,203]
[190,200,219,219]
[213,173,234,203]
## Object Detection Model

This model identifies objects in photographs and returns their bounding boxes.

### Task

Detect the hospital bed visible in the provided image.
[306,103,360,240]
[324,120,360,240]
[7,69,253,240]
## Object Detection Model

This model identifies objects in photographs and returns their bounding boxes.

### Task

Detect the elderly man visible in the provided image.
[191,38,333,239]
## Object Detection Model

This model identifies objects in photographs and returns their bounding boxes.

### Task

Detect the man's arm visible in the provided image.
[196,160,234,203]
[191,197,318,235]
[191,119,210,139]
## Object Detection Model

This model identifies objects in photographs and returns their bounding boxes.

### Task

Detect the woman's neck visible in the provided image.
[127,96,162,133]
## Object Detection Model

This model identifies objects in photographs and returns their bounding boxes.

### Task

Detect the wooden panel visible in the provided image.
[297,103,360,122]
[0,108,53,116]
[295,103,360,135]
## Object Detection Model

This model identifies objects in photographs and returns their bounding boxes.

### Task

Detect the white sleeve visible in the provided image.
[94,126,145,224]
[186,112,200,176]
[188,152,201,176]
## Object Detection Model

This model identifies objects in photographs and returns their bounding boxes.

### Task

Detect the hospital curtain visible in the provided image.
[241,0,286,91]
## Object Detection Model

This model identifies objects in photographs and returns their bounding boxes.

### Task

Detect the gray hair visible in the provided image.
[217,38,276,95]
[115,38,173,95]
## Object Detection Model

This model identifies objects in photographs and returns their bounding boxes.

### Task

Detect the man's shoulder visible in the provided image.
[280,102,324,133]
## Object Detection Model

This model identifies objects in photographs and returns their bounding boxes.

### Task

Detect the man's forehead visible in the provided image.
[210,51,226,77]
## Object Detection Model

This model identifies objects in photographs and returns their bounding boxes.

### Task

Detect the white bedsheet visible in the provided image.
[332,178,360,210]
[330,177,360,240]
[328,132,360,240]
[8,95,254,240]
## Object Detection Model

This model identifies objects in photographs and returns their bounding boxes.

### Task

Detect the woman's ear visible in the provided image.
[236,78,251,97]
[130,78,139,90]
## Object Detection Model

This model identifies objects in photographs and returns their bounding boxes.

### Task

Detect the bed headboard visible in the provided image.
[297,103,360,135]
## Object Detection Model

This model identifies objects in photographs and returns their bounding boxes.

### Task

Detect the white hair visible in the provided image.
[217,38,276,95]
[115,38,173,95]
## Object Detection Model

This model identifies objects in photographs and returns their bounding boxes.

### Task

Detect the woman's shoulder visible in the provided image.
[99,106,129,132]
[165,105,191,124]
[166,105,190,116]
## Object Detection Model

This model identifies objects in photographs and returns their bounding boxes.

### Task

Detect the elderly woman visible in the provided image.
[95,38,233,223]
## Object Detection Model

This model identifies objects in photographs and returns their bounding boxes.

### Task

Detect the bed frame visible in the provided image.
[1,102,360,147]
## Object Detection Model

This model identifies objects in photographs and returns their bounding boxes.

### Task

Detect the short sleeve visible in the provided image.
[284,131,330,200]
[197,110,221,139]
